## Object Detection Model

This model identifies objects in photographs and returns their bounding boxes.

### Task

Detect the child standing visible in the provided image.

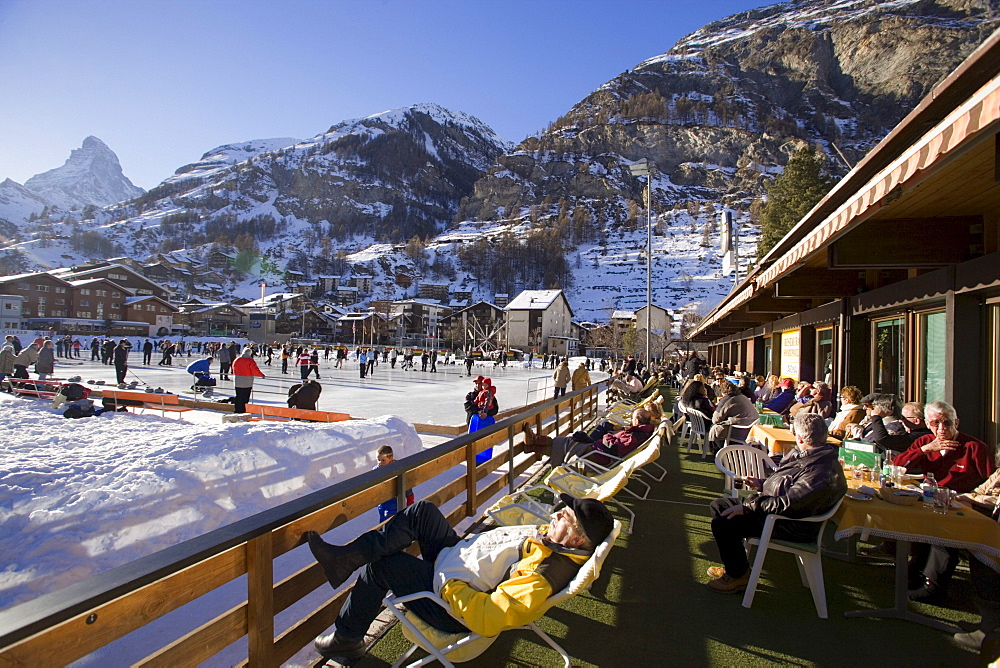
[375,445,414,522]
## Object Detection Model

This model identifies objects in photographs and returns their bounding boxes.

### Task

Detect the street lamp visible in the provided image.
[628,158,653,366]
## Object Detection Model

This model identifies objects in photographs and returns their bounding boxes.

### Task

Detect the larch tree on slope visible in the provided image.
[756,146,835,261]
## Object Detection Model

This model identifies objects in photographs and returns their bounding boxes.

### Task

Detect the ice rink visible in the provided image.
[47,351,606,426]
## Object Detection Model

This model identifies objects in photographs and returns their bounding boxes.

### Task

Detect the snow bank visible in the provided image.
[0,393,420,608]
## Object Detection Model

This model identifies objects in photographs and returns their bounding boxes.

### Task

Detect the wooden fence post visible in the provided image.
[465,443,477,518]
[247,533,275,667]
[507,425,516,494]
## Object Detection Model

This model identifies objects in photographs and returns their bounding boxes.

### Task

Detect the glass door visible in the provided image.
[817,327,834,387]
[763,336,772,376]
[872,317,905,397]
[916,310,946,404]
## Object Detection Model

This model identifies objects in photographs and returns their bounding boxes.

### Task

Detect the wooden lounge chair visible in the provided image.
[383,520,622,667]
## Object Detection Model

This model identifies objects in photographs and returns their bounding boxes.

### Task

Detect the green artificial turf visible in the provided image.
[353,440,982,667]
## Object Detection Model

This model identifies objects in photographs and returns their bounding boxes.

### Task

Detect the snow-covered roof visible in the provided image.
[504,290,564,311]
[242,293,300,307]
[612,310,636,320]
[69,278,135,293]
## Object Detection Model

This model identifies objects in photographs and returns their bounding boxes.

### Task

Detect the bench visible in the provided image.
[6,378,64,400]
[101,389,193,419]
[244,403,351,423]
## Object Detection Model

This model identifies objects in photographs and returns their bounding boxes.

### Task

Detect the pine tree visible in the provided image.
[756,147,835,261]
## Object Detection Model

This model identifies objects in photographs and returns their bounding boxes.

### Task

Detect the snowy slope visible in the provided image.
[0,178,49,226]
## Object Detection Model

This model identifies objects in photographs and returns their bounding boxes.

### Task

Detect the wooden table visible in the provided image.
[835,478,1000,631]
[748,424,838,455]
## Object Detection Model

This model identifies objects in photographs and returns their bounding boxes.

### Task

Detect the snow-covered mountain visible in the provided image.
[22,136,145,211]
[166,137,301,184]
[0,136,145,232]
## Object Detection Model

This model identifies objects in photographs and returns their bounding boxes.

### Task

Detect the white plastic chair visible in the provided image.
[714,444,777,497]
[721,419,759,447]
[675,401,691,445]
[685,408,711,459]
[742,497,845,618]
[384,520,623,667]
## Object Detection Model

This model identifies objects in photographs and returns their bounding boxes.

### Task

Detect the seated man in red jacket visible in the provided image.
[522,408,655,468]
[893,400,995,602]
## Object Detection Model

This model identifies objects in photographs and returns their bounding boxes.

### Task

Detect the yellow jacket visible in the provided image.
[434,525,589,637]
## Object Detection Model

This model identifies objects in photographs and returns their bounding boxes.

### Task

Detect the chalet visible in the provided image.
[0,272,75,323]
[635,304,672,336]
[504,290,574,354]
[122,295,179,337]
[418,283,450,302]
[390,299,452,342]
[54,263,171,301]
[174,302,248,336]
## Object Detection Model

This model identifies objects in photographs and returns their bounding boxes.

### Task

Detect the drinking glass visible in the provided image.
[933,487,950,514]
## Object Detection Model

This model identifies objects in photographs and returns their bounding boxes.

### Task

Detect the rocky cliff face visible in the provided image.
[457,0,998,226]
[23,136,145,211]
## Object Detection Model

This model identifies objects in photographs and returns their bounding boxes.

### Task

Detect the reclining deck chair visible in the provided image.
[383,520,622,668]
[575,417,672,483]
[607,375,659,405]
[604,389,660,424]
[488,424,665,534]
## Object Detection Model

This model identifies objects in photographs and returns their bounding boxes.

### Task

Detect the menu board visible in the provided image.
[780,329,800,381]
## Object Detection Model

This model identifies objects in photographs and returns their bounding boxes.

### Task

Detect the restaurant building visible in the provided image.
[690,31,1000,445]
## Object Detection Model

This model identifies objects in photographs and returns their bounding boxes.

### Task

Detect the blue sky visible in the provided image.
[0,0,772,190]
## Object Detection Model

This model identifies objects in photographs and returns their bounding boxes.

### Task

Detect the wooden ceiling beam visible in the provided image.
[774,269,866,298]
[744,297,814,314]
[828,216,979,268]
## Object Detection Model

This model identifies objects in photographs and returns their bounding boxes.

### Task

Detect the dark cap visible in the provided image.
[860,393,879,405]
[559,493,614,546]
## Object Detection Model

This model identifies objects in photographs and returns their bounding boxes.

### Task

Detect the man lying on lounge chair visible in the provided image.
[304,495,613,665]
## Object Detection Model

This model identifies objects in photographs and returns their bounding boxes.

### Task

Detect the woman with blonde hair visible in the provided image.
[755,374,781,403]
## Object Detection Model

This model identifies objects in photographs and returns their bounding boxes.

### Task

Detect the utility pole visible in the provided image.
[629,159,653,365]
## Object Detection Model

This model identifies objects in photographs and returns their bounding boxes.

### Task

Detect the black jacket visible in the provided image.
[866,417,931,453]
[288,380,322,410]
[743,444,847,542]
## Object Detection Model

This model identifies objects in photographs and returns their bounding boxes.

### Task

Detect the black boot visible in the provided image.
[306,531,371,590]
[314,632,366,665]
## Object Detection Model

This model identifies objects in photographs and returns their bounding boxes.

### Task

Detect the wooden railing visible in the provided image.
[0,382,607,667]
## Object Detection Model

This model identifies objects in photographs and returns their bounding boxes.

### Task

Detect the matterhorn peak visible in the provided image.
[23,136,144,211]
